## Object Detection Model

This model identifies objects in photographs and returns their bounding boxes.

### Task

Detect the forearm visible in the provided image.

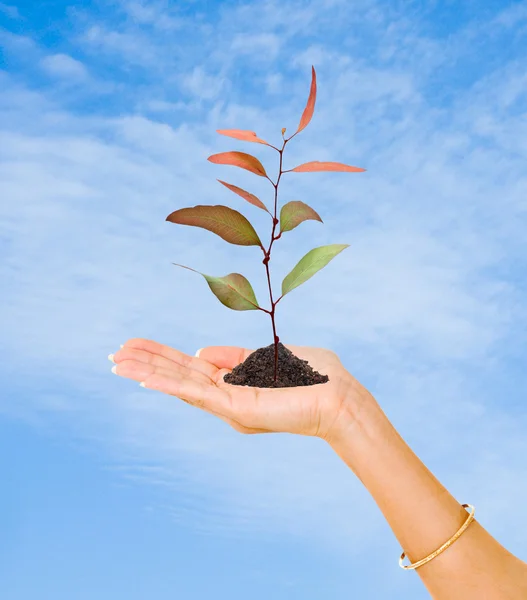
[327,386,527,600]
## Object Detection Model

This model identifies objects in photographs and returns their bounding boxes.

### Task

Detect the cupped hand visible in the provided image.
[110,338,368,441]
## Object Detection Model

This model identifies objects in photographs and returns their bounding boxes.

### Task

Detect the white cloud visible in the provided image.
[1,0,527,568]
[485,1,527,30]
[81,25,159,67]
[0,2,20,19]
[142,99,191,112]
[182,66,225,100]
[264,72,284,94]
[122,0,183,30]
[0,30,38,53]
[41,53,88,79]
[230,33,281,60]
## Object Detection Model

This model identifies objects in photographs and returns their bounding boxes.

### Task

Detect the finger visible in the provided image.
[139,367,236,417]
[197,346,255,369]
[113,358,211,386]
[113,353,270,434]
[121,338,218,379]
[114,357,266,432]
[113,347,216,382]
[146,366,270,434]
[144,365,271,434]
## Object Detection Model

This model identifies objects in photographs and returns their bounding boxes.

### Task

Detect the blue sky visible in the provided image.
[1,0,527,598]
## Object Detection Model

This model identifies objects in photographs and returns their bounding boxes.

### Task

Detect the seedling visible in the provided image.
[166,67,365,387]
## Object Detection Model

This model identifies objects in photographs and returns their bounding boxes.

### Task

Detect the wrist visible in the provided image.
[323,378,396,473]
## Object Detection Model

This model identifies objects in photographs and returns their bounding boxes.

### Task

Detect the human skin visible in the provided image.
[110,338,527,600]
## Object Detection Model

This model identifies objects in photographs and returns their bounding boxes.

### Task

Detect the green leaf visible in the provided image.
[281,244,349,297]
[280,200,323,233]
[172,264,260,311]
[166,205,262,246]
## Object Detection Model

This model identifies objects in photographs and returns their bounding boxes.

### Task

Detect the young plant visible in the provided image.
[166,67,365,384]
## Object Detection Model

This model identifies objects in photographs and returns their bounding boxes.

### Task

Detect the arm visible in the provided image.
[112,339,527,599]
[326,386,527,600]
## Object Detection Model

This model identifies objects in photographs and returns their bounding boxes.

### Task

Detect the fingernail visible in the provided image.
[120,344,124,348]
[195,348,203,358]
[108,353,115,363]
[139,381,146,387]
[111,365,117,374]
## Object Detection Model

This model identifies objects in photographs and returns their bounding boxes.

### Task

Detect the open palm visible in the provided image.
[110,338,359,440]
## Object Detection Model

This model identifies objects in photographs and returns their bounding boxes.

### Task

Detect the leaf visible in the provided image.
[172,264,260,311]
[216,129,270,146]
[282,244,349,297]
[217,180,270,214]
[295,66,317,135]
[290,161,365,173]
[166,205,262,246]
[280,201,323,233]
[208,151,267,177]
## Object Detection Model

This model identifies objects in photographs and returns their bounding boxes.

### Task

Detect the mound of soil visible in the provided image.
[223,342,329,388]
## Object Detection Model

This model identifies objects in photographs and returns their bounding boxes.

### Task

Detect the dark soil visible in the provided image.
[223,342,329,388]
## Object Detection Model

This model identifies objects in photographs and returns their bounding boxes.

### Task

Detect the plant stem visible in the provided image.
[263,138,287,382]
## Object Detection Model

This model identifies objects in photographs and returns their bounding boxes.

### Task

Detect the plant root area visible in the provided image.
[223,342,329,388]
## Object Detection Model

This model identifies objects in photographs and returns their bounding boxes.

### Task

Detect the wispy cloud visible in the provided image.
[41,53,89,79]
[0,2,20,19]
[1,0,526,569]
[182,66,225,100]
[230,33,281,60]
[81,24,158,67]
[121,0,184,30]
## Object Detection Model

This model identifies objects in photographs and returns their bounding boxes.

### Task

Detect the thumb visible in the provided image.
[195,345,254,370]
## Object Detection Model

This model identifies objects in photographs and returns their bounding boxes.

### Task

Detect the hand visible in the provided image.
[110,338,370,441]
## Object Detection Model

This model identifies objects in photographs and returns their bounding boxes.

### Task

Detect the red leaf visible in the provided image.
[217,180,270,214]
[217,129,270,146]
[166,205,262,246]
[295,66,317,135]
[290,161,366,173]
[208,151,267,177]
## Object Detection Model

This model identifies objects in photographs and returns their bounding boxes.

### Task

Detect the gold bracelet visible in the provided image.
[399,503,475,570]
